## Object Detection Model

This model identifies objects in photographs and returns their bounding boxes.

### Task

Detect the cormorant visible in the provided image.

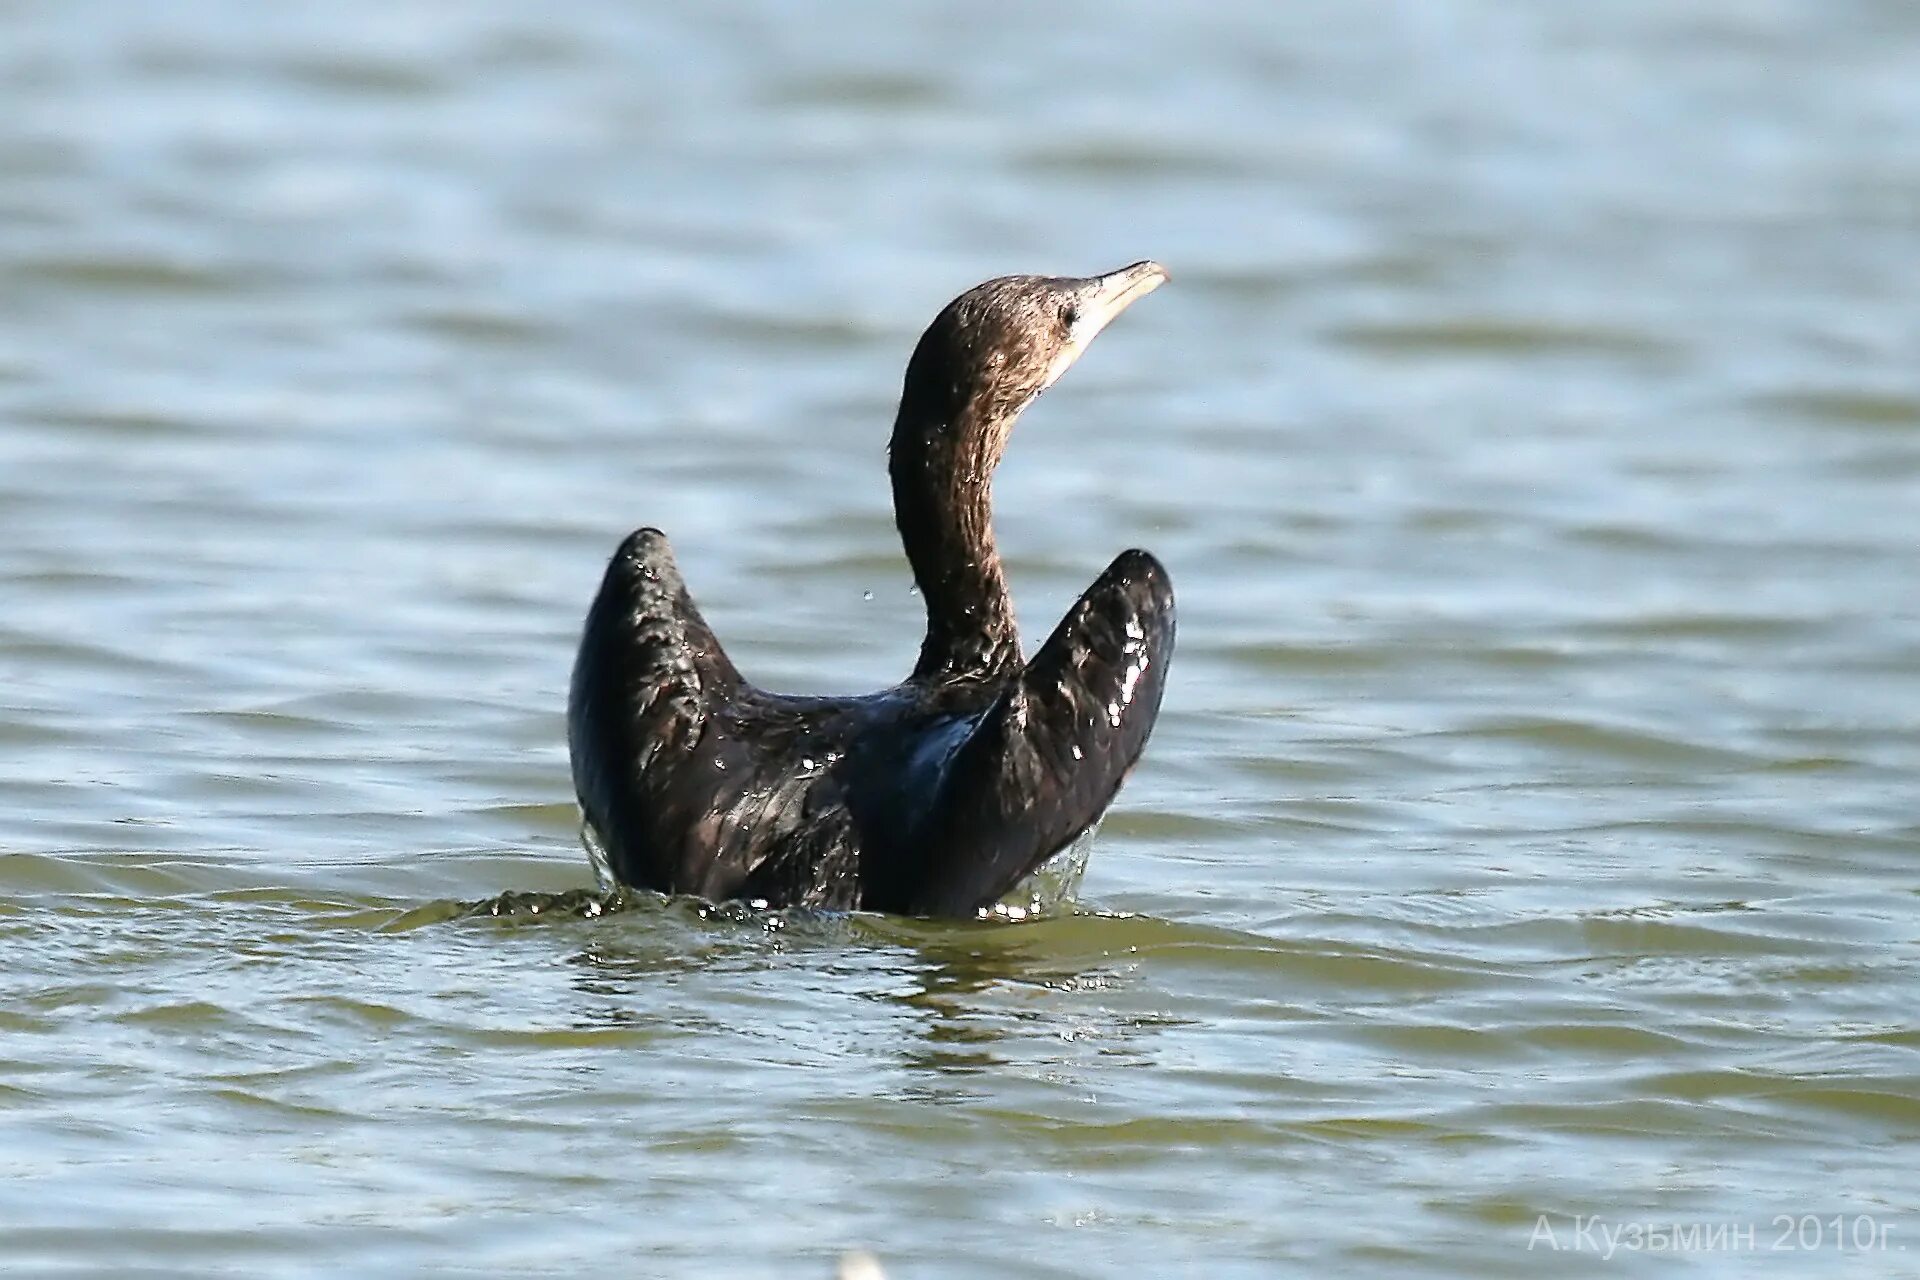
[568,261,1175,917]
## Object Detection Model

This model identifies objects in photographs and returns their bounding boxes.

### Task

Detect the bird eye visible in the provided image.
[1060,305,1079,328]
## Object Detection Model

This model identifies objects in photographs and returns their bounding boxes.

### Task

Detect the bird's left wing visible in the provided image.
[568,527,744,893]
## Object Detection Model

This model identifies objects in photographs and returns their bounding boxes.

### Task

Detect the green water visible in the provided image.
[2,3,1917,1276]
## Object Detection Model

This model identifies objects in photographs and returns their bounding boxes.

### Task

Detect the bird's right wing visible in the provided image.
[908,548,1175,916]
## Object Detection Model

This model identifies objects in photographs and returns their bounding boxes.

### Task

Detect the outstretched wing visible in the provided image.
[567,528,743,892]
[907,548,1176,916]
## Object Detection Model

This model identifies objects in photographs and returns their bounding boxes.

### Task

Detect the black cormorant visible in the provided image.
[568,261,1175,917]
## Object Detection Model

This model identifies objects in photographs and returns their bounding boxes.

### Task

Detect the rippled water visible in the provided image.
[4,3,1918,1276]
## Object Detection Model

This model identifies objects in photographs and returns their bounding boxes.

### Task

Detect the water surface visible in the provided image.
[3,2,1917,1276]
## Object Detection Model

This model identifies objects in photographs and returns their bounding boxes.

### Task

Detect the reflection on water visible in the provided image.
[4,0,1920,1275]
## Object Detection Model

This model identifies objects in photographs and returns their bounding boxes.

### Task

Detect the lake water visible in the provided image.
[3,2,1917,1276]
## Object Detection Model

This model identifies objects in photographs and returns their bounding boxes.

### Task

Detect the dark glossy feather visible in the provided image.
[568,535,1174,916]
[905,549,1174,915]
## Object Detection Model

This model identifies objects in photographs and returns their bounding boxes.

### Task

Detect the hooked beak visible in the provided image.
[1044,260,1170,389]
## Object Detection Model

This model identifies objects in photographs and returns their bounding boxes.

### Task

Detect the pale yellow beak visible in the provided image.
[1043,260,1170,390]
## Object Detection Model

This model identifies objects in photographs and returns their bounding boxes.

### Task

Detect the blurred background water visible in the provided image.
[2,2,1917,1276]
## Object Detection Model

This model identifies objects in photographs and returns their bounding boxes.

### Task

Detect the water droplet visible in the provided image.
[714,759,727,771]
[1070,744,1083,761]
[862,591,873,601]
[801,757,815,770]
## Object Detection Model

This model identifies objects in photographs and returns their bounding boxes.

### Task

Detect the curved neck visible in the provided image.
[889,401,1021,681]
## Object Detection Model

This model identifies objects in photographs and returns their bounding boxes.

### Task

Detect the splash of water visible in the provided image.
[580,819,618,894]
[980,821,1099,923]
